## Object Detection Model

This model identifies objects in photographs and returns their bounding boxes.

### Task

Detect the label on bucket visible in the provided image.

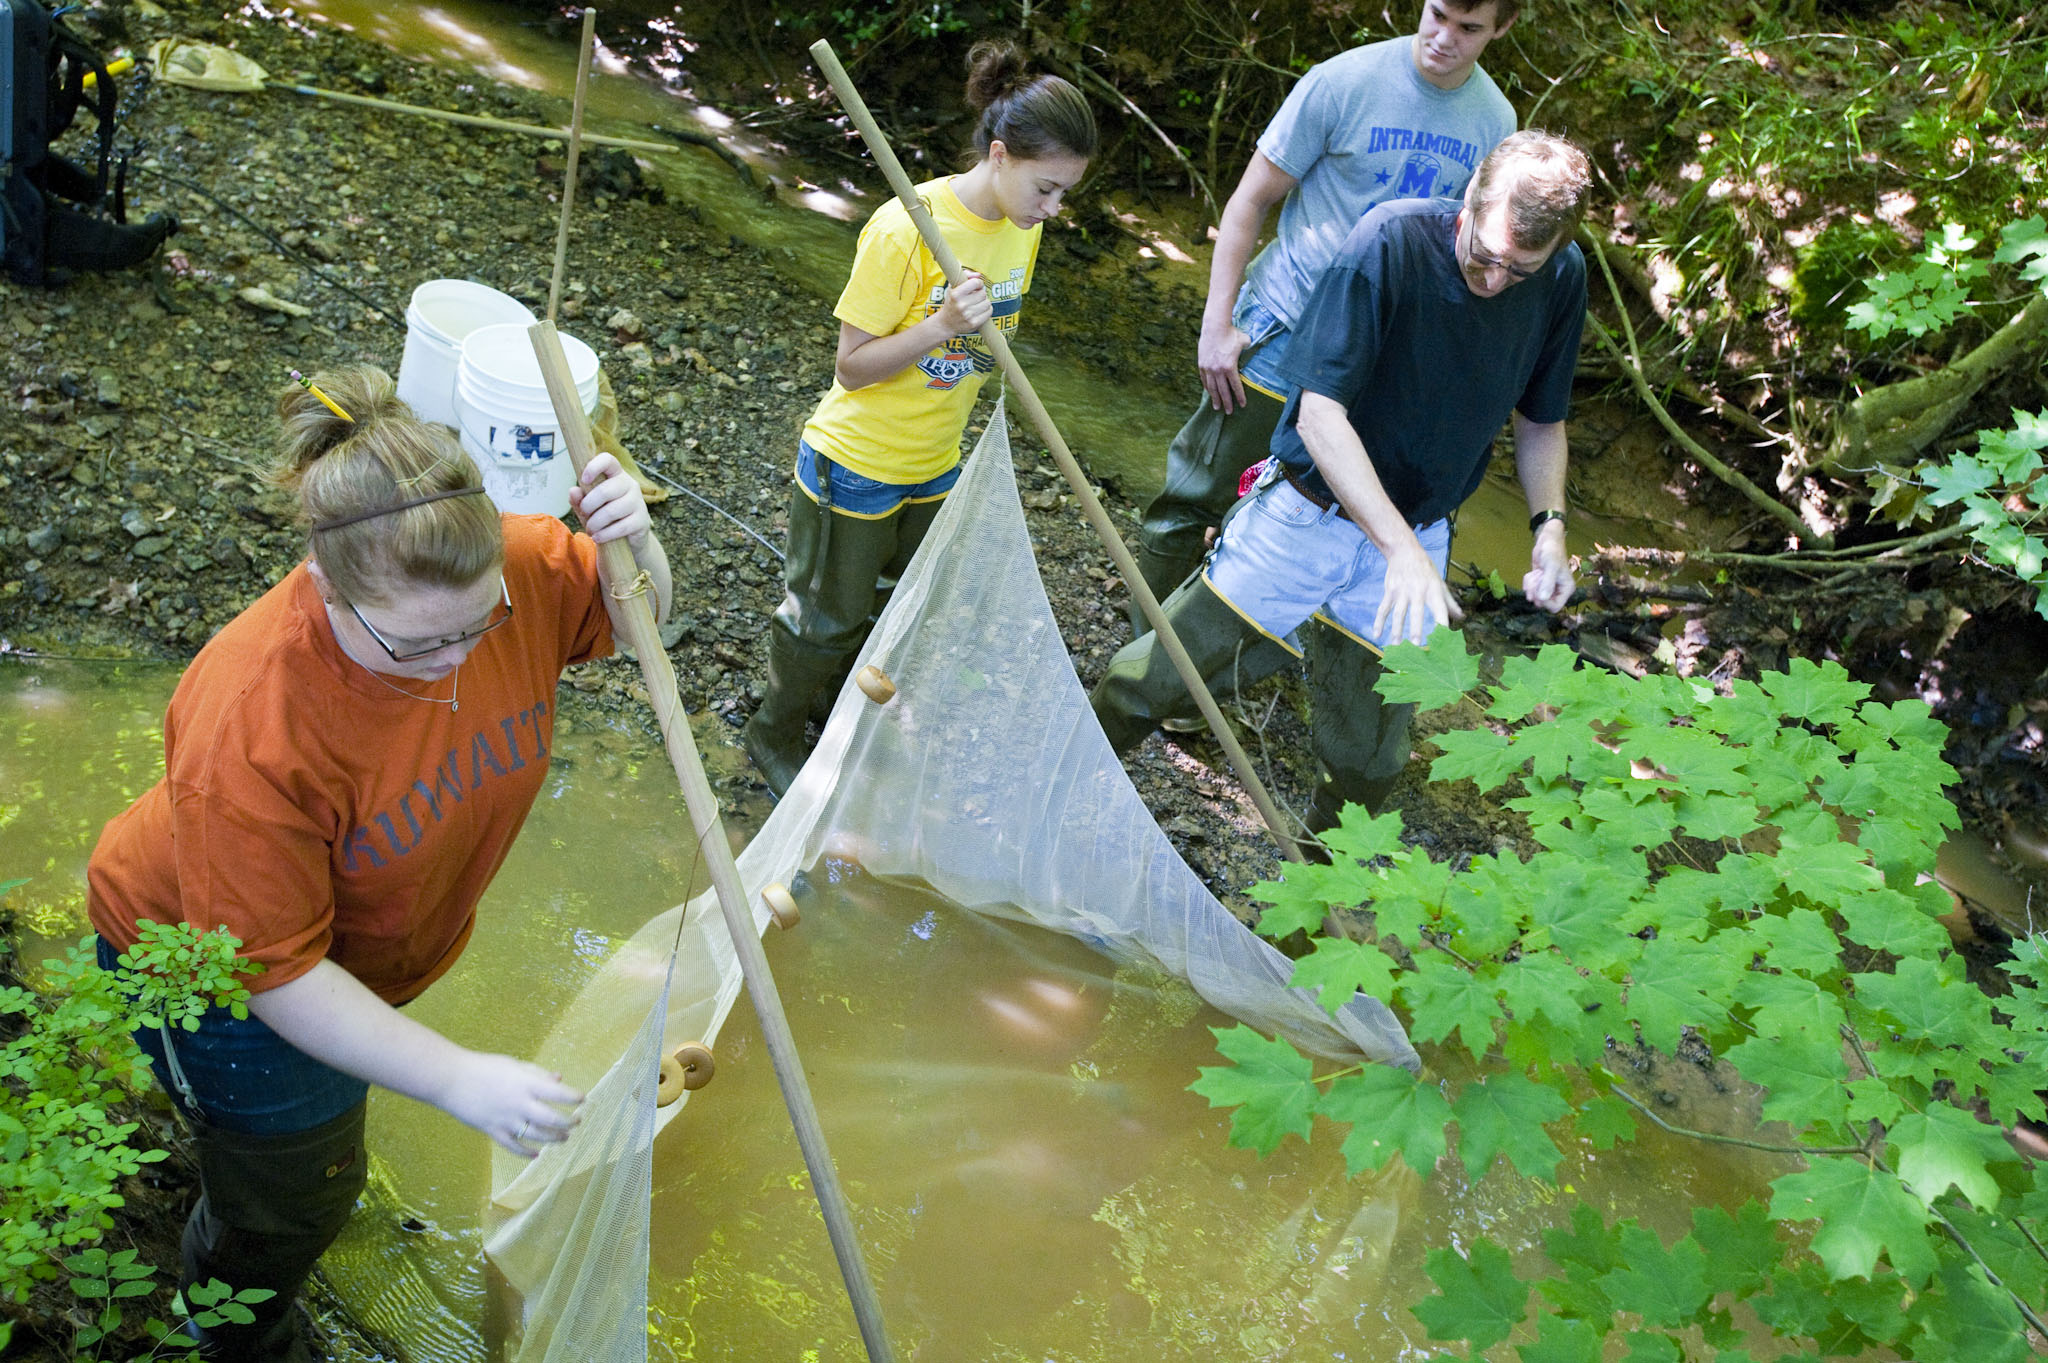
[498,425,556,460]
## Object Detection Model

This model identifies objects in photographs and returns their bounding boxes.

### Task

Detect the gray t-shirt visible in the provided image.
[1244,35,1516,330]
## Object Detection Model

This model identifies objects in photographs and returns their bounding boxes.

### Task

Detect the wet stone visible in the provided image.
[27,524,62,555]
[131,536,173,559]
[94,370,121,407]
[120,508,152,538]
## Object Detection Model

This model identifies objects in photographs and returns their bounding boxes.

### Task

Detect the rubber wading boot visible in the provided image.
[743,635,841,798]
[179,1103,368,1363]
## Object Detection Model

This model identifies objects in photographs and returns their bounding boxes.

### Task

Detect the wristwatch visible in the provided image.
[1529,508,1567,532]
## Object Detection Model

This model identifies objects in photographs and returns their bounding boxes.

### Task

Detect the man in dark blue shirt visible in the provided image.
[1093,131,1591,843]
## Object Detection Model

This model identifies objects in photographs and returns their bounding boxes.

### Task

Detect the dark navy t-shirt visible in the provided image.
[1270,200,1586,526]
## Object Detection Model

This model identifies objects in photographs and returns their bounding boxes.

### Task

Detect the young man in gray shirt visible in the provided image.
[1132,0,1520,618]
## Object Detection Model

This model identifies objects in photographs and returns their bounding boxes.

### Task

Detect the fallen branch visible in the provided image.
[1586,234,1826,547]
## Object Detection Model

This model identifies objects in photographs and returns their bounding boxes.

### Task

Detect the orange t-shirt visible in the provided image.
[87,515,614,1004]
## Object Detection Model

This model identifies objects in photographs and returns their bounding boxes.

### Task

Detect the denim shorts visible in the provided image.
[1202,477,1452,655]
[1232,295,1295,402]
[794,440,960,519]
[96,936,370,1136]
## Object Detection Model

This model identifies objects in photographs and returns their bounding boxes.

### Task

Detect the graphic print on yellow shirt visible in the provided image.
[802,176,1040,486]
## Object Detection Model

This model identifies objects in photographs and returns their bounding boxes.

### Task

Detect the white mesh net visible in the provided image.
[482,399,1417,1360]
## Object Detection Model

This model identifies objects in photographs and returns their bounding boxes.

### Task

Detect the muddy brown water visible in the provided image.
[5,661,1804,1360]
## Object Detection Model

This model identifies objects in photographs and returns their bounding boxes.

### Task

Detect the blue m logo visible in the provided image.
[1394,154,1444,198]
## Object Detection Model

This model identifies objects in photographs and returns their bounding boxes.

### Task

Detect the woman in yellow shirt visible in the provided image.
[743,40,1095,794]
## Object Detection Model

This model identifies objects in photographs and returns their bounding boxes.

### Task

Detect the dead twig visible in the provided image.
[1065,60,1220,221]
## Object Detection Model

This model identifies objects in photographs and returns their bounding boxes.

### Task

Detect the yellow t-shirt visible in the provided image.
[801,177,1040,484]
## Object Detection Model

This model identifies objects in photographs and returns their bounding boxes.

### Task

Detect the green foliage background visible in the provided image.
[1192,635,2048,1359]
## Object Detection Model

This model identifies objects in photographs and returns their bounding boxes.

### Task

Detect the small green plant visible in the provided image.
[1846,222,1991,341]
[1191,637,2048,1360]
[1,915,258,1306]
[1920,409,2048,618]
[64,1245,276,1362]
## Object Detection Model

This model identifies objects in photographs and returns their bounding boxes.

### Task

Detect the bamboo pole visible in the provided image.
[807,39,1307,864]
[527,320,898,1363]
[547,8,599,323]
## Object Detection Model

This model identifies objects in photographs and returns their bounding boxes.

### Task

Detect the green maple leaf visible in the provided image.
[1452,1073,1570,1179]
[1516,716,1603,785]
[1315,803,1407,865]
[1618,724,1750,795]
[1627,866,1724,941]
[1994,215,2048,283]
[1844,1077,1907,1127]
[1572,1093,1638,1149]
[1317,1064,1451,1176]
[1888,1103,2012,1210]
[1441,856,1527,959]
[1187,1024,1317,1157]
[1542,1201,1624,1277]
[1750,1257,1848,1338]
[1596,1225,1711,1327]
[1525,857,1642,970]
[1412,1240,1527,1351]
[1854,814,1946,879]
[1498,950,1604,1037]
[1848,695,1947,752]
[1429,726,1522,789]
[1246,864,1356,940]
[1855,955,1989,1050]
[1377,628,1479,706]
[1769,1156,1939,1284]
[1746,988,1848,1050]
[1691,1200,1779,1297]
[1400,955,1503,1062]
[1576,784,1682,852]
[1977,1050,2048,1127]
[1290,937,1399,1014]
[1367,852,1458,947]
[1625,935,1736,1053]
[1775,839,1882,904]
[1695,679,1789,747]
[1490,644,1587,721]
[1922,453,2001,507]
[1670,790,1760,843]
[1835,886,1950,958]
[1620,1331,1681,1363]
[1907,1259,2031,1363]
[1758,657,1870,727]
[1517,1314,1601,1363]
[1748,907,1844,978]
[1944,1204,2048,1309]
[1724,1031,1850,1128]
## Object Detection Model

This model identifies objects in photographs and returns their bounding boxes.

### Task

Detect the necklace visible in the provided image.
[355,658,461,711]
[324,596,462,711]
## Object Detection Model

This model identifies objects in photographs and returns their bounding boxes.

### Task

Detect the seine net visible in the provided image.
[481,399,1417,1360]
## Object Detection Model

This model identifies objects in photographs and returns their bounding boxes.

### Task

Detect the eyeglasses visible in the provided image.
[1461,215,1543,282]
[348,577,513,662]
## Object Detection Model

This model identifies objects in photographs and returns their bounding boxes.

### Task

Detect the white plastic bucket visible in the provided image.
[453,322,602,518]
[396,280,536,428]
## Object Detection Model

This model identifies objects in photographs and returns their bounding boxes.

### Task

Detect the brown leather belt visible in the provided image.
[1281,464,1350,521]
[1277,463,1441,533]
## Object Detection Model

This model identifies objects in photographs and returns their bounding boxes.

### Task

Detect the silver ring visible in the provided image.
[516,1120,530,1143]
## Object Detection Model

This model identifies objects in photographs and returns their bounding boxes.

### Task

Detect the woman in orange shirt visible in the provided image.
[87,364,671,1363]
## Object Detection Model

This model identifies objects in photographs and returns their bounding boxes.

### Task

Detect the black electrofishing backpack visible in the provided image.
[2,0,176,285]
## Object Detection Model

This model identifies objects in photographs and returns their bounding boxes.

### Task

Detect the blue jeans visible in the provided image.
[96,937,368,1137]
[794,440,960,517]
